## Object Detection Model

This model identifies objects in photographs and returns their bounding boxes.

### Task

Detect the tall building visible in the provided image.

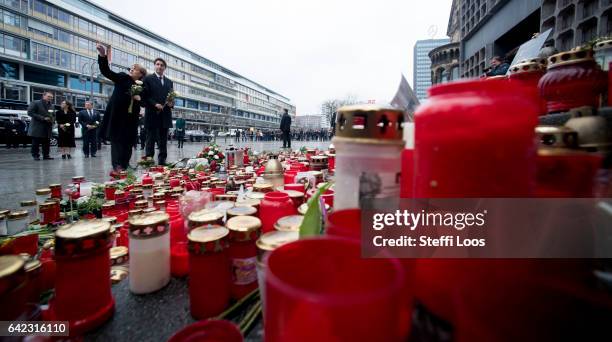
[294,114,323,130]
[413,38,450,101]
[429,1,462,86]
[0,0,295,131]
[457,0,612,78]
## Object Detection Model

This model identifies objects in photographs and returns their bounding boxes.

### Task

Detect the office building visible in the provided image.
[413,38,450,101]
[0,0,295,131]
[294,115,324,130]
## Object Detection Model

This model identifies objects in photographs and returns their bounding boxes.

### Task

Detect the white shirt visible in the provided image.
[155,72,165,86]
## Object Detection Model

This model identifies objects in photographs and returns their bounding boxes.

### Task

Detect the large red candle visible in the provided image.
[226,216,261,300]
[188,226,231,319]
[0,255,27,320]
[259,192,296,233]
[50,220,114,335]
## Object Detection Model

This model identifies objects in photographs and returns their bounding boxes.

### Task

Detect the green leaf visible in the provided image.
[299,182,333,238]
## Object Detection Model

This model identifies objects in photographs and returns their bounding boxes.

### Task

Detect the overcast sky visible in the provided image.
[90,0,453,114]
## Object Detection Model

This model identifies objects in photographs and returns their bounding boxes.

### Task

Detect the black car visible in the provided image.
[0,115,30,147]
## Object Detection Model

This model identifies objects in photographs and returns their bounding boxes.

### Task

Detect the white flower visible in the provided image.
[208,151,214,156]
[135,80,143,85]
[64,123,71,127]
[95,121,100,125]
[214,155,219,160]
[48,110,54,113]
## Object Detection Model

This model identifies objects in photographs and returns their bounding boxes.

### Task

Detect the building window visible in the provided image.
[24,64,66,87]
[200,103,209,111]
[185,99,198,109]
[69,75,101,93]
[1,83,26,102]
[0,34,27,58]
[0,60,19,79]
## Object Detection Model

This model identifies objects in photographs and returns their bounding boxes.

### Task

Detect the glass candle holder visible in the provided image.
[256,230,298,312]
[20,200,38,224]
[51,220,114,335]
[226,216,261,300]
[273,215,303,232]
[226,205,257,219]
[188,226,231,319]
[7,210,28,235]
[332,105,404,210]
[35,188,51,205]
[188,209,225,230]
[0,255,27,320]
[128,212,171,294]
[265,237,406,341]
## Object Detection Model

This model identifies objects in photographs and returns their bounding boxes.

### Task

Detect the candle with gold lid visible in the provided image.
[226,215,262,300]
[332,104,404,210]
[279,190,304,209]
[252,183,274,193]
[128,211,170,294]
[7,210,28,235]
[20,200,38,224]
[0,255,27,320]
[255,230,299,308]
[49,183,62,199]
[274,215,303,232]
[216,194,237,202]
[226,205,257,218]
[39,202,55,225]
[35,188,51,204]
[110,246,129,266]
[52,219,114,334]
[236,198,261,210]
[188,209,225,229]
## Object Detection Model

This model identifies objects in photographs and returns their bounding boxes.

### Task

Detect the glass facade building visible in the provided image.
[413,38,450,101]
[0,0,295,130]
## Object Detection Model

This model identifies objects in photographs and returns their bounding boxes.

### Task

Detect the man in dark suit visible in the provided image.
[280,108,292,149]
[143,57,173,165]
[78,101,101,158]
[27,91,54,160]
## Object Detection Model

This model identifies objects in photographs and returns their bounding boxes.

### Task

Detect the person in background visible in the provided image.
[143,57,173,166]
[78,101,101,158]
[27,91,55,160]
[96,43,146,171]
[235,129,240,143]
[485,56,510,77]
[175,115,186,149]
[56,100,77,159]
[280,108,292,149]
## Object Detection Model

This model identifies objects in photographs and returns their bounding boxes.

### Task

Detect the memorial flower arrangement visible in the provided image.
[137,156,155,169]
[197,143,225,165]
[128,80,144,112]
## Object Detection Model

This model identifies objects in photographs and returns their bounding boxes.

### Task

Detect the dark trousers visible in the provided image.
[282,130,291,148]
[31,137,50,158]
[82,129,97,156]
[139,129,146,150]
[111,141,133,170]
[145,126,168,165]
[177,135,184,148]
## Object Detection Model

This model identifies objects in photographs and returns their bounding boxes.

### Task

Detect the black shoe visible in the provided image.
[67,154,72,159]
[33,156,40,161]
[43,156,54,160]
[91,155,97,158]
[61,154,66,159]
[84,155,89,158]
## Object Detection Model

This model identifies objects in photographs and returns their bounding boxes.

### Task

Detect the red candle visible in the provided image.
[226,216,261,300]
[49,183,62,199]
[325,208,361,239]
[188,226,231,319]
[168,319,243,342]
[104,182,116,201]
[259,192,296,233]
[265,237,406,341]
[0,255,28,320]
[283,183,305,193]
[50,220,114,335]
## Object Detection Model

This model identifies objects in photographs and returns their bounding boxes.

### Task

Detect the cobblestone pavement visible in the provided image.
[0,139,331,211]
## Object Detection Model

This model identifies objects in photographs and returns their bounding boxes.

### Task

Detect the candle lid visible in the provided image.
[0,255,25,279]
[49,183,61,188]
[72,176,85,182]
[0,209,9,216]
[536,126,579,149]
[274,215,304,232]
[188,209,224,228]
[334,104,404,144]
[252,183,274,193]
[111,266,129,284]
[24,259,41,273]
[280,190,304,199]
[256,230,299,262]
[153,193,165,200]
[547,46,594,69]
[101,216,118,225]
[35,188,51,195]
[215,194,237,202]
[131,188,143,195]
[594,39,612,51]
[188,226,230,254]
[114,190,125,196]
[55,220,112,257]
[134,200,149,209]
[311,155,328,162]
[39,202,54,210]
[235,198,260,208]
[128,211,170,238]
[20,200,37,206]
[104,182,115,188]
[205,200,235,211]
[226,206,257,217]
[142,207,157,214]
[102,201,115,210]
[110,246,129,266]
[226,216,261,242]
[509,60,546,75]
[8,210,28,219]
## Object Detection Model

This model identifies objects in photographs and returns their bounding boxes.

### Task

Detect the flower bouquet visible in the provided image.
[197,143,225,172]
[165,89,178,107]
[137,156,155,169]
[128,80,144,112]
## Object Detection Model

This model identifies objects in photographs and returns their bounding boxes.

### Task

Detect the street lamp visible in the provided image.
[79,60,97,102]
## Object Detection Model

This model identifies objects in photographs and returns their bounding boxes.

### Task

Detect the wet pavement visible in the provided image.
[0,138,331,211]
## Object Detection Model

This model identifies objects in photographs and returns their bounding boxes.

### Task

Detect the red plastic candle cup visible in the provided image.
[320,189,334,208]
[226,216,262,300]
[187,227,232,319]
[49,184,62,199]
[104,183,116,201]
[0,255,28,320]
[259,192,296,233]
[265,237,406,342]
[414,78,538,198]
[536,149,602,197]
[171,241,189,278]
[51,220,114,335]
[325,208,361,240]
[167,319,243,342]
[283,183,305,193]
[283,171,297,185]
[208,188,225,200]
[169,178,181,188]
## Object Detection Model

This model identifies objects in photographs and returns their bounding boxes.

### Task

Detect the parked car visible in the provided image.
[51,121,82,146]
[0,109,30,147]
[186,130,213,142]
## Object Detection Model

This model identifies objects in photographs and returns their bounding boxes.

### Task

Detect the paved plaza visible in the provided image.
[0,139,331,210]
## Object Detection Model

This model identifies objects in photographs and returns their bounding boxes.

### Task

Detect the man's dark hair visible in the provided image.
[284,109,289,114]
[154,58,167,68]
[491,56,503,62]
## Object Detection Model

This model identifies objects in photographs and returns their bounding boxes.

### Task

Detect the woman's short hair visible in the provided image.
[132,64,147,78]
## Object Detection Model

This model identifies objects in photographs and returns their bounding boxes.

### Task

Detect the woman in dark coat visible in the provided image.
[56,100,77,159]
[96,43,147,171]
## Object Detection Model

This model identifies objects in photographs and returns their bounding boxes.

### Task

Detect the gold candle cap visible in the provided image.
[334,104,405,144]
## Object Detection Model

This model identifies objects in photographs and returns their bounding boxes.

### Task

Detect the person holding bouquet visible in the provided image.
[96,43,147,171]
[27,91,55,160]
[56,100,77,159]
[143,57,174,165]
[78,101,100,158]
